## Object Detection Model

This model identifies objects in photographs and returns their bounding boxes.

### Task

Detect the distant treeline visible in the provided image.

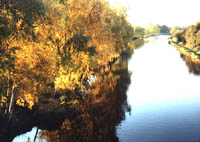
[170,22,200,53]
[132,24,170,39]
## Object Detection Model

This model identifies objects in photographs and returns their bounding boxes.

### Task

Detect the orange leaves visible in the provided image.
[9,39,58,108]
[55,52,90,90]
[0,96,7,107]
[16,92,38,110]
[0,0,133,110]
[88,71,119,104]
[15,19,23,29]
[55,68,79,90]
[65,0,117,61]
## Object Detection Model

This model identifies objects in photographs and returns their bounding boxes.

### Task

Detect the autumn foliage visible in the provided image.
[170,22,200,52]
[0,0,134,110]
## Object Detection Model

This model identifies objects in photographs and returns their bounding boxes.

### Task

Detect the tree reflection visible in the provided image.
[180,54,200,75]
[132,39,145,50]
[38,56,131,142]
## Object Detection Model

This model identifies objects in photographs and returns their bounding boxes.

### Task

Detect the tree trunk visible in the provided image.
[4,75,10,114]
[8,85,15,113]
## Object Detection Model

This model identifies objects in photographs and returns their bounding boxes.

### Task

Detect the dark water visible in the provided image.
[14,35,200,142]
[117,35,200,142]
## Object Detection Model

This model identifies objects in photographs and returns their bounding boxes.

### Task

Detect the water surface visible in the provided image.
[117,35,200,141]
[13,35,200,142]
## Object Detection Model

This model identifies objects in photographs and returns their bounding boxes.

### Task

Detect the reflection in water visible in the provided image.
[38,57,131,142]
[117,35,200,142]
[132,39,145,50]
[180,54,200,75]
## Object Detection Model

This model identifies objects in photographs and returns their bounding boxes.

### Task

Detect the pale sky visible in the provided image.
[108,0,200,27]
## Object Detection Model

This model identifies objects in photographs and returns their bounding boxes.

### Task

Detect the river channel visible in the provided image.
[117,35,200,141]
[13,35,200,142]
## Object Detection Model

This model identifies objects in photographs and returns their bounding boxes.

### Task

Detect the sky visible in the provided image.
[108,0,200,27]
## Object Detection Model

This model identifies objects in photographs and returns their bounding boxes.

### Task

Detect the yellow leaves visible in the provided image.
[55,51,91,91]
[23,93,36,110]
[6,36,58,107]
[15,41,57,77]
[55,67,81,90]
[16,97,25,107]
[34,0,67,42]
[1,9,8,14]
[0,0,132,111]
[96,44,116,66]
[0,96,7,107]
[16,19,23,29]
[55,33,60,38]
[34,26,39,34]
[16,93,38,110]
[71,52,89,67]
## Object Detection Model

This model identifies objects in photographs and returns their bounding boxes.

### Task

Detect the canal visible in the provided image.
[117,35,200,141]
[13,35,200,142]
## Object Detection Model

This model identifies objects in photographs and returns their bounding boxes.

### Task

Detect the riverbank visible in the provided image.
[117,35,200,141]
[168,38,200,63]
[0,49,132,142]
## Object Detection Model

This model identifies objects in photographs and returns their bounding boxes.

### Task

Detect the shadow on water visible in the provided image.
[37,56,132,142]
[180,54,200,75]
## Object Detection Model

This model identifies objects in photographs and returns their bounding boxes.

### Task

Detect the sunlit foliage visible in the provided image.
[0,0,134,111]
[133,26,145,38]
[144,24,160,37]
[185,22,200,49]
[38,61,131,142]
[132,24,162,39]
[170,22,200,53]
[170,27,185,44]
